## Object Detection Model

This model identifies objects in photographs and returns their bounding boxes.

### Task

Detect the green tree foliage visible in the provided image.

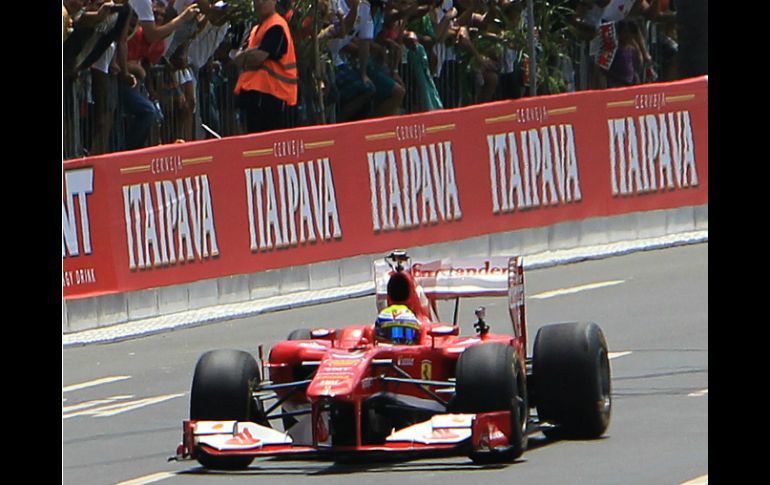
[465,0,578,96]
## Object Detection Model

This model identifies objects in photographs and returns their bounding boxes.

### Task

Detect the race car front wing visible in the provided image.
[174,411,514,461]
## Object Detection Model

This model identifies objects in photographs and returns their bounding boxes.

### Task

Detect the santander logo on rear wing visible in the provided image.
[374,256,526,339]
[375,256,521,298]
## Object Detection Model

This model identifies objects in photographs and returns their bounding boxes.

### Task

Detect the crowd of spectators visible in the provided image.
[63,0,683,158]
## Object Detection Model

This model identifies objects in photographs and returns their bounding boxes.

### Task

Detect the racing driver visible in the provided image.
[374,304,421,344]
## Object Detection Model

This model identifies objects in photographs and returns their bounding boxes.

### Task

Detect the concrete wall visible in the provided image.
[63,204,707,335]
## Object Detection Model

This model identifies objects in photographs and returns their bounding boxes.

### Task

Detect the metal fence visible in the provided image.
[62,17,675,161]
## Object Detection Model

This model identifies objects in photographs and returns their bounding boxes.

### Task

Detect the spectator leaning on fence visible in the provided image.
[572,0,615,89]
[572,0,672,89]
[122,2,169,150]
[126,0,201,44]
[455,7,500,104]
[64,0,120,42]
[351,0,406,118]
[389,0,441,112]
[75,1,133,154]
[431,0,462,108]
[605,19,642,87]
[63,1,132,157]
[294,0,340,123]
[90,11,129,155]
[162,0,206,142]
[377,0,407,87]
[63,0,131,78]
[602,0,655,82]
[116,0,201,149]
[498,0,525,99]
[328,0,406,121]
[404,0,437,76]
[403,28,444,111]
[233,0,298,133]
[160,0,229,141]
[431,0,458,78]
[185,0,231,138]
[328,0,378,121]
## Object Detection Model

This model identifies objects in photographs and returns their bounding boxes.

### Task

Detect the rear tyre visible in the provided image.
[453,343,528,463]
[190,349,260,470]
[533,322,611,439]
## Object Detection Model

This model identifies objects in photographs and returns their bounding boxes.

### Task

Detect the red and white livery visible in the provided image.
[175,250,612,469]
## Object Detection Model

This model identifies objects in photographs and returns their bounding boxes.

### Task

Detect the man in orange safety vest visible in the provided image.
[233,0,297,133]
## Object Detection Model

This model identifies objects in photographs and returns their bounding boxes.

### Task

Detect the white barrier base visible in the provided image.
[63,204,707,346]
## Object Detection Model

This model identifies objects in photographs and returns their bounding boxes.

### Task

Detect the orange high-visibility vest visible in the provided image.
[234,13,297,106]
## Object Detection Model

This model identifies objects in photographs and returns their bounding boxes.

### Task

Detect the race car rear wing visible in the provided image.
[374,254,526,340]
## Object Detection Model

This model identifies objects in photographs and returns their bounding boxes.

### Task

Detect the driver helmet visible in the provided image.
[375,304,421,344]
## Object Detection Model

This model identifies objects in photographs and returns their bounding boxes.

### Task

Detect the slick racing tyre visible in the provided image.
[190,349,262,470]
[454,343,528,463]
[532,322,611,439]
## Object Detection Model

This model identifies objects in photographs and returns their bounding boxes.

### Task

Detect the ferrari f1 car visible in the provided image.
[175,250,611,468]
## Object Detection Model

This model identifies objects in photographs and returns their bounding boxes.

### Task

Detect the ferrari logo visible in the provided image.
[421,360,432,380]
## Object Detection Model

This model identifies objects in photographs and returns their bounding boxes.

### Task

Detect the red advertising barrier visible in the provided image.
[63,77,708,299]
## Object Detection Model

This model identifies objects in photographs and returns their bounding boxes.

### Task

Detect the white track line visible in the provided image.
[113,472,178,485]
[681,473,708,485]
[94,393,185,417]
[528,280,626,300]
[63,375,131,393]
[688,389,708,397]
[62,395,134,413]
[63,393,184,419]
[609,351,632,360]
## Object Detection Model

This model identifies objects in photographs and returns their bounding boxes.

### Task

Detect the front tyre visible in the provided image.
[190,349,260,470]
[287,328,312,341]
[532,322,611,439]
[453,343,528,463]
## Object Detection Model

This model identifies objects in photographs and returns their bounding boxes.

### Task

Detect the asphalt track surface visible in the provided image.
[63,243,708,485]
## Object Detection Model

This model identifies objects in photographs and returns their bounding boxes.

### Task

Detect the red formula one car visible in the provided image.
[175,250,611,469]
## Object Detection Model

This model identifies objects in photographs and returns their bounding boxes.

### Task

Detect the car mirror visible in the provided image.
[311,328,336,339]
[428,325,458,337]
[352,336,371,350]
